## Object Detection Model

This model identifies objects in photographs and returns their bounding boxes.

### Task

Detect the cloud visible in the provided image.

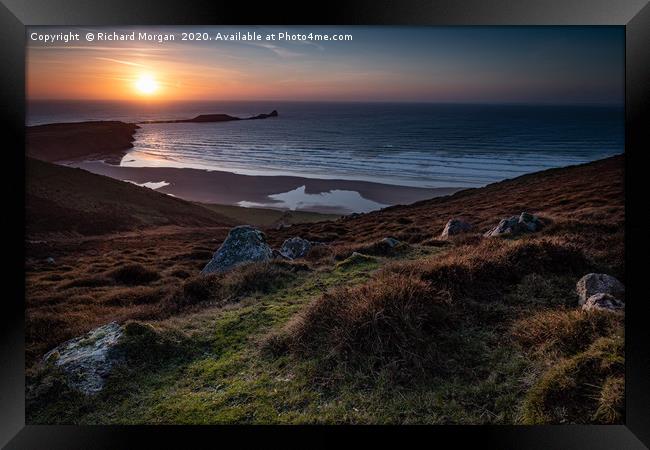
[95,57,146,67]
[251,43,304,58]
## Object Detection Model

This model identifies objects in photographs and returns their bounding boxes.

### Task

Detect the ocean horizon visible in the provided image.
[27,100,624,190]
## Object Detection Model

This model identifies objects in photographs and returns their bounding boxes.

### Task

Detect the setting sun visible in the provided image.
[135,74,158,95]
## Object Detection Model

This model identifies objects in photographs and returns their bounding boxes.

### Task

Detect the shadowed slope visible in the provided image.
[27,158,235,237]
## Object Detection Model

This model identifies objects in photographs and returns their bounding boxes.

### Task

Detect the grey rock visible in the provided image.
[582,293,625,312]
[441,219,472,238]
[201,226,273,274]
[518,212,542,232]
[280,237,312,259]
[46,257,56,265]
[42,322,124,395]
[484,212,542,237]
[381,237,401,248]
[576,273,625,305]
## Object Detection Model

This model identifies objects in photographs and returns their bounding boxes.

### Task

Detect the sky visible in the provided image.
[26,26,624,104]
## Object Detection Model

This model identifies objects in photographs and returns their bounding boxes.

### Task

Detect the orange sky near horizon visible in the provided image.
[27,46,292,102]
[26,26,624,104]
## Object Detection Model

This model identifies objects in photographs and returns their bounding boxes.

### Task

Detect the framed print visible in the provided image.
[1,0,649,448]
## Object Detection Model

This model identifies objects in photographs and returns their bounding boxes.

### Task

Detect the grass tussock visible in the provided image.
[512,308,624,424]
[386,237,591,298]
[108,263,161,285]
[304,244,335,264]
[267,272,454,377]
[334,252,378,270]
[169,260,306,310]
[102,286,168,306]
[269,236,603,388]
[117,321,200,366]
[521,335,624,424]
[512,309,623,358]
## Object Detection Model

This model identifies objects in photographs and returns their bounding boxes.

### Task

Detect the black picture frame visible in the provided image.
[1,1,648,448]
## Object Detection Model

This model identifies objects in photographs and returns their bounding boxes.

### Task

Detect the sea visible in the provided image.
[27,101,624,189]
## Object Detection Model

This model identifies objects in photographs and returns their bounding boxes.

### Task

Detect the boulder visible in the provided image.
[201,226,273,274]
[582,293,625,312]
[518,212,542,232]
[280,237,312,260]
[576,273,625,305]
[381,237,401,248]
[484,212,542,237]
[440,219,472,238]
[42,322,124,395]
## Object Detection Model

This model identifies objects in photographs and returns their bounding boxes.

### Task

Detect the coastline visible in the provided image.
[26,121,139,164]
[71,160,460,214]
[27,120,464,214]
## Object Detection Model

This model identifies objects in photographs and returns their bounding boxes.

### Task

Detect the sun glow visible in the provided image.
[135,74,159,95]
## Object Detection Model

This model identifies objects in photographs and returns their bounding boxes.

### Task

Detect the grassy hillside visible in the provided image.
[27,158,235,237]
[268,155,624,250]
[27,121,139,163]
[25,155,625,425]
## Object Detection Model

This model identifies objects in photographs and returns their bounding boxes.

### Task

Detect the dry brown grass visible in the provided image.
[386,237,591,299]
[512,309,623,358]
[270,271,454,376]
[25,155,625,396]
[269,155,623,248]
[25,226,228,364]
[521,335,624,424]
[170,260,305,310]
[267,204,622,393]
[107,263,161,285]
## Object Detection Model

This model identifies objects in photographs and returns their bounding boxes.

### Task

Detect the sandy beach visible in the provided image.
[27,120,460,214]
[72,160,459,214]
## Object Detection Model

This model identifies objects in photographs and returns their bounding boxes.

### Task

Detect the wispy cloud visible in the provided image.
[95,57,146,67]
[251,43,304,58]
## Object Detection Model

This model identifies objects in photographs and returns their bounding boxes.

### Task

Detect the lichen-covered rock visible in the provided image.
[440,219,472,238]
[484,212,542,237]
[201,226,273,274]
[576,273,625,305]
[42,322,124,395]
[280,237,312,259]
[582,293,625,312]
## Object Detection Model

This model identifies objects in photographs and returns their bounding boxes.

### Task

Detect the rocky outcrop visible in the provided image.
[146,110,278,124]
[484,212,543,237]
[582,293,625,312]
[576,273,625,306]
[201,226,273,274]
[280,237,312,260]
[249,110,278,120]
[440,219,472,239]
[42,322,124,395]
